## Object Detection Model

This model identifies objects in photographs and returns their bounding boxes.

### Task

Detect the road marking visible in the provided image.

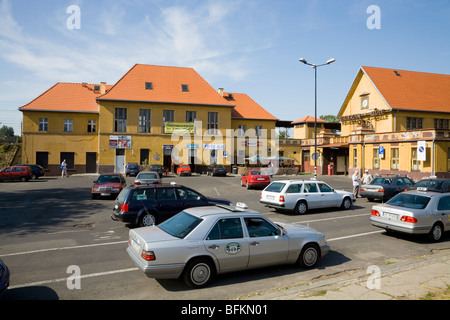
[0,240,128,257]
[214,187,220,196]
[293,213,370,224]
[328,230,384,242]
[8,267,139,290]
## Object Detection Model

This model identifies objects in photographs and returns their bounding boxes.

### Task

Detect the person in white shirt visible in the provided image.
[362,169,373,185]
[352,170,360,198]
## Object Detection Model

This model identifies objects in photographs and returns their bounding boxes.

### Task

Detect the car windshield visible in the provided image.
[97,175,121,183]
[265,182,286,193]
[386,193,431,209]
[127,164,138,169]
[138,173,158,179]
[159,211,202,239]
[371,177,392,185]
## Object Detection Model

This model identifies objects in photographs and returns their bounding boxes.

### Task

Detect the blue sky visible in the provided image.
[1,0,450,136]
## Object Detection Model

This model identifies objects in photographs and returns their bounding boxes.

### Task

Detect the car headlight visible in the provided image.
[92,188,100,192]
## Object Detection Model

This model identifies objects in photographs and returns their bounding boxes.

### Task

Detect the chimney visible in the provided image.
[100,82,106,94]
[218,88,224,97]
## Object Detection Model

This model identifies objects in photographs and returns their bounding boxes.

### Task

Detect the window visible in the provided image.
[177,188,202,200]
[88,120,96,133]
[114,108,127,132]
[373,148,380,169]
[303,183,318,193]
[353,148,358,168]
[437,196,450,211]
[181,84,189,92]
[244,218,278,238]
[391,148,399,170]
[206,218,243,240]
[163,110,174,123]
[318,183,333,193]
[406,117,423,130]
[434,119,450,129]
[255,125,263,137]
[238,125,246,136]
[208,112,218,134]
[39,118,48,132]
[139,109,151,133]
[411,148,421,171]
[286,184,301,193]
[145,82,153,90]
[186,111,196,123]
[64,119,73,132]
[156,188,177,201]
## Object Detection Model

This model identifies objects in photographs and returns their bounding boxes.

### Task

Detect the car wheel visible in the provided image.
[297,243,320,269]
[341,197,352,210]
[183,258,215,288]
[295,201,308,215]
[140,212,157,227]
[428,223,443,242]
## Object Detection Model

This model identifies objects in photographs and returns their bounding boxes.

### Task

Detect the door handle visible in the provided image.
[250,241,259,246]
[208,245,219,249]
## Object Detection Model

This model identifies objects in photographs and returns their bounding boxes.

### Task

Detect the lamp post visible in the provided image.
[299,57,335,180]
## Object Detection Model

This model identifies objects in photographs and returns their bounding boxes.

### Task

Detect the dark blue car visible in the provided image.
[0,259,10,296]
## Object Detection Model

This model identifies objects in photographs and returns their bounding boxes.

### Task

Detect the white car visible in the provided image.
[260,179,355,214]
[127,203,329,288]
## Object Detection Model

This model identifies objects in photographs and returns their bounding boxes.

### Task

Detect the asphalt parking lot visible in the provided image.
[0,172,449,301]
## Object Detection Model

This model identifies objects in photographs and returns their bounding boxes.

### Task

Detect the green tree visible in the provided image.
[0,125,14,137]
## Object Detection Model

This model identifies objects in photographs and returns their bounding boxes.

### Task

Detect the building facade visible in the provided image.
[19,64,278,175]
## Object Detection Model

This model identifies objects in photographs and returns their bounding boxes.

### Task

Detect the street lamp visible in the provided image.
[299,57,335,179]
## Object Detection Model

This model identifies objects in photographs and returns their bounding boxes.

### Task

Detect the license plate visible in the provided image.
[266,195,274,200]
[101,193,111,196]
[382,212,398,220]
[257,178,265,181]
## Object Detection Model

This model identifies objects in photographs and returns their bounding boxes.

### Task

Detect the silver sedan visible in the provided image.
[127,204,330,288]
[133,171,161,186]
[370,188,450,242]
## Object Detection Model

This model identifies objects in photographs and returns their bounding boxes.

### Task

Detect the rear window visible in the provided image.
[372,177,392,185]
[265,182,286,193]
[117,188,131,203]
[386,193,431,209]
[138,173,158,179]
[159,211,202,239]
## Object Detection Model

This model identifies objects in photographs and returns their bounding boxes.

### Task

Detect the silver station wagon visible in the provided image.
[127,204,329,288]
[260,179,355,214]
[370,188,450,242]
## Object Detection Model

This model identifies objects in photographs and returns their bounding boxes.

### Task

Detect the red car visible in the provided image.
[0,166,32,182]
[177,164,192,176]
[241,169,270,189]
[91,173,127,199]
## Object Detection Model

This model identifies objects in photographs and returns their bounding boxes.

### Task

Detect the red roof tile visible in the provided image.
[222,92,278,121]
[362,66,450,112]
[98,64,234,107]
[19,82,111,113]
[291,116,327,124]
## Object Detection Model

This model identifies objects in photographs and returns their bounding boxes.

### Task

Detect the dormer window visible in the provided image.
[145,82,153,90]
[181,84,189,92]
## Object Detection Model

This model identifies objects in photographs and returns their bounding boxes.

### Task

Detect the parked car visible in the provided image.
[177,164,191,176]
[0,258,10,296]
[17,164,44,179]
[91,173,127,199]
[370,188,450,242]
[207,164,227,176]
[360,175,415,202]
[112,184,231,227]
[0,165,32,182]
[411,179,450,192]
[134,171,161,185]
[125,163,140,177]
[241,169,270,189]
[261,179,355,214]
[149,164,164,176]
[127,203,329,288]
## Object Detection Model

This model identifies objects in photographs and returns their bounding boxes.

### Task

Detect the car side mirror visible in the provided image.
[277,228,284,237]
[93,180,97,183]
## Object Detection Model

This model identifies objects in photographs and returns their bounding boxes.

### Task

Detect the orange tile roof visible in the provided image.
[291,116,327,124]
[19,83,111,113]
[362,66,450,112]
[222,92,278,121]
[98,64,234,107]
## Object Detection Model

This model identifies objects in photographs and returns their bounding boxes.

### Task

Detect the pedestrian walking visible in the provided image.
[352,170,360,198]
[362,169,373,185]
[61,159,68,177]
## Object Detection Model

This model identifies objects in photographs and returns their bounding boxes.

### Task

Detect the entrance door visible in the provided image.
[302,150,311,173]
[86,152,97,173]
[115,149,125,173]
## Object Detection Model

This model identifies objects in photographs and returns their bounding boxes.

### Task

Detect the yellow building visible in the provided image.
[338,66,450,179]
[19,64,278,175]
